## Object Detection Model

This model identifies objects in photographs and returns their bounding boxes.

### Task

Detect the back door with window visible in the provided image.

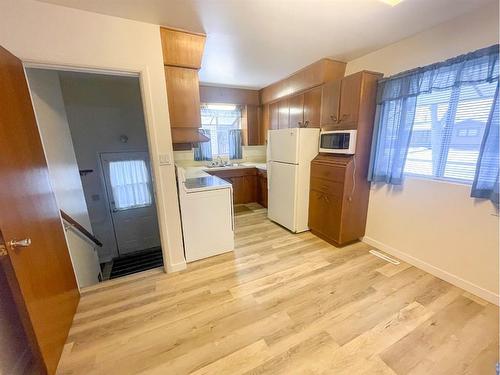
[100,151,161,255]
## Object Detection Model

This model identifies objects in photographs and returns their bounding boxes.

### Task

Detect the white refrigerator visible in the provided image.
[267,128,320,233]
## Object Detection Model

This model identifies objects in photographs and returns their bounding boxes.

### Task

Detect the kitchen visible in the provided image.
[0,1,497,374]
[164,27,380,263]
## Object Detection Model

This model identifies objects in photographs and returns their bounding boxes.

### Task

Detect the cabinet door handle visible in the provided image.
[304,120,310,128]
[330,114,337,122]
[298,121,303,127]
[338,114,349,123]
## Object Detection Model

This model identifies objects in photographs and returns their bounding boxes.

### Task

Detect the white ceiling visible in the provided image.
[38,0,494,89]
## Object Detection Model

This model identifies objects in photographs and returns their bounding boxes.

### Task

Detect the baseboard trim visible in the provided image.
[167,260,187,273]
[362,236,499,306]
[11,348,31,375]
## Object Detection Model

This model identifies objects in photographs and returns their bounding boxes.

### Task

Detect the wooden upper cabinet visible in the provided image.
[303,87,322,128]
[246,105,260,146]
[160,27,206,69]
[269,102,279,130]
[338,73,362,127]
[260,59,346,104]
[260,104,269,144]
[269,87,321,130]
[321,79,341,127]
[164,66,201,128]
[288,94,304,128]
[278,98,290,129]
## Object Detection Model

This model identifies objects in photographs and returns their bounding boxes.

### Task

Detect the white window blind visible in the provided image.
[201,104,241,156]
[109,160,152,210]
[404,81,497,183]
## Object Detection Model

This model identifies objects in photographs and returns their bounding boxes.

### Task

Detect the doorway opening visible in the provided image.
[25,68,163,287]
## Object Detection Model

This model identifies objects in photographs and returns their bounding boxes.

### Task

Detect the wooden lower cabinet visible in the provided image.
[230,175,257,204]
[308,154,370,246]
[308,189,341,241]
[206,168,263,205]
[257,169,268,208]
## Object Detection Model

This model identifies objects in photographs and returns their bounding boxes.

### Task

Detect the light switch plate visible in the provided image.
[159,153,171,165]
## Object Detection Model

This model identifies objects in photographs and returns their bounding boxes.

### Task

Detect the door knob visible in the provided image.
[9,238,31,248]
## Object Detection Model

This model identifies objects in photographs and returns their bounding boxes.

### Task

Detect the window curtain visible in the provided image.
[369,44,499,185]
[471,83,499,204]
[109,160,152,210]
[228,129,243,160]
[193,129,213,161]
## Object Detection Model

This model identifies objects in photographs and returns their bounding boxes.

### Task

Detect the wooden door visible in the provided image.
[308,190,327,235]
[242,175,258,203]
[288,94,304,128]
[257,171,268,208]
[269,102,279,130]
[229,175,257,204]
[338,73,362,127]
[246,105,259,145]
[164,66,201,128]
[278,98,290,129]
[160,27,205,69]
[0,46,79,374]
[303,87,322,128]
[308,190,341,242]
[260,104,269,144]
[320,80,341,126]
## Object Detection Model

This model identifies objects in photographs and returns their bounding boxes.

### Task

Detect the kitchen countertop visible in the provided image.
[181,162,267,179]
[204,162,267,172]
[183,175,232,193]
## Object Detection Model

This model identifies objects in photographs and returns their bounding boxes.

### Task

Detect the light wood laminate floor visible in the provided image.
[57,204,499,374]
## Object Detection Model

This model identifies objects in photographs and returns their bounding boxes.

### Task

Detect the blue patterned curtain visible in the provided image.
[193,129,213,161]
[368,95,417,184]
[228,129,243,160]
[369,45,499,185]
[471,83,499,205]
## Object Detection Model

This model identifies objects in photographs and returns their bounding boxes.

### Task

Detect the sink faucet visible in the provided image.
[216,155,223,166]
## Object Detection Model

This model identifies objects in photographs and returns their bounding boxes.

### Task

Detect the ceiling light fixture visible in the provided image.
[379,0,404,6]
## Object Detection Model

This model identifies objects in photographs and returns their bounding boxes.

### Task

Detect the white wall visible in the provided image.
[26,68,101,288]
[0,0,185,273]
[60,72,156,261]
[346,2,499,304]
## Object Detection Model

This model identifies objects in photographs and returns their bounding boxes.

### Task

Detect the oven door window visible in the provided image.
[321,133,350,150]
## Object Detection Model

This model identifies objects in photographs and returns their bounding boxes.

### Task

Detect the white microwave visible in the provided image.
[319,130,357,154]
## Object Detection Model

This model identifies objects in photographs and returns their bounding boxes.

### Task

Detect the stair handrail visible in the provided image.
[60,210,103,247]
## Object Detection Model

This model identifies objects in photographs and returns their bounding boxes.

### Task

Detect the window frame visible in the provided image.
[200,103,242,158]
[403,82,496,185]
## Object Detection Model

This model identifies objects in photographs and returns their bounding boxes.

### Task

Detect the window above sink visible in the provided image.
[190,102,264,164]
[201,103,242,157]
